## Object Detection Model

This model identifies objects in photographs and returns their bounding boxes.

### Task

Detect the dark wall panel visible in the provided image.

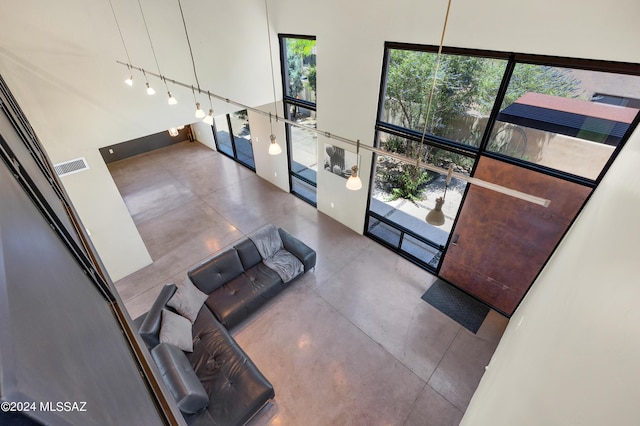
[99,127,190,163]
[0,149,164,425]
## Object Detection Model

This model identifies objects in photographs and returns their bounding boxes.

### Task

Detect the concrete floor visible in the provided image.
[110,141,507,426]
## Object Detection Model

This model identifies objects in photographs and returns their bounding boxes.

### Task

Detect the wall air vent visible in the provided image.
[53,157,89,177]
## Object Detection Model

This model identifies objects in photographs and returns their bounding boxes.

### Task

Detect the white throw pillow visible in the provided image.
[159,309,193,352]
[167,279,209,323]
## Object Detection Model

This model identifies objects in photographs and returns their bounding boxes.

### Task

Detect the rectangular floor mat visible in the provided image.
[421,279,490,333]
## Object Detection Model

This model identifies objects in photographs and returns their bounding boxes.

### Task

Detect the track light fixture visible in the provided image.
[118,61,551,208]
[167,91,177,105]
[346,140,363,191]
[146,82,155,95]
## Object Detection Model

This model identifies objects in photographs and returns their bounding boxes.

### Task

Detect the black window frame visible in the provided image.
[367,41,640,273]
[211,110,256,172]
[279,34,318,206]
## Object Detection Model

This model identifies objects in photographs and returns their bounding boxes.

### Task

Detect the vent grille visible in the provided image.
[53,157,89,177]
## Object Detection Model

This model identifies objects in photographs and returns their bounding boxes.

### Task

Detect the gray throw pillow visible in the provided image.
[167,279,208,323]
[159,309,193,352]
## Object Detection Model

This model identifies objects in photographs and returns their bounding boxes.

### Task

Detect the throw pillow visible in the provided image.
[167,279,208,323]
[159,309,193,352]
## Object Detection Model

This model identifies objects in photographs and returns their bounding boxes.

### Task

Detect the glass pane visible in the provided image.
[291,175,317,205]
[367,217,401,248]
[289,108,317,185]
[487,65,640,180]
[229,110,255,169]
[213,115,233,157]
[382,49,507,147]
[283,37,317,103]
[372,132,471,245]
[401,234,442,268]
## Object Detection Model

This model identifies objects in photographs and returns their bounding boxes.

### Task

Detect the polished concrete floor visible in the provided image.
[110,141,508,426]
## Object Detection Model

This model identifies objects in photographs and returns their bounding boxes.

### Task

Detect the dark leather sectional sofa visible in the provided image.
[135,225,316,425]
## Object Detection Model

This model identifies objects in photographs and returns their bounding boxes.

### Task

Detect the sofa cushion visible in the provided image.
[139,284,177,348]
[167,279,209,323]
[188,249,245,294]
[205,264,282,329]
[151,343,209,414]
[160,309,194,352]
[234,238,262,270]
[185,308,274,426]
[248,224,283,259]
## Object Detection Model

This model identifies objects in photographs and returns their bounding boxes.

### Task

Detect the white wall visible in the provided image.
[0,0,277,281]
[248,102,290,192]
[190,120,216,151]
[2,0,640,422]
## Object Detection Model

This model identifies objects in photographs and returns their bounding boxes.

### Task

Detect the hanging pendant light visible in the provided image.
[202,92,214,125]
[268,133,282,155]
[195,102,205,118]
[124,74,134,87]
[203,109,214,125]
[346,166,362,190]
[109,0,135,87]
[264,0,283,156]
[425,197,446,226]
[146,82,155,95]
[346,139,363,190]
[167,91,177,105]
[425,165,453,226]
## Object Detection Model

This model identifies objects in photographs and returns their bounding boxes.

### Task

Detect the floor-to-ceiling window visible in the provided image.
[280,35,317,205]
[368,42,640,315]
[212,109,255,170]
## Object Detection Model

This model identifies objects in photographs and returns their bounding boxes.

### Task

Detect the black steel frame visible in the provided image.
[366,41,640,282]
[279,34,318,206]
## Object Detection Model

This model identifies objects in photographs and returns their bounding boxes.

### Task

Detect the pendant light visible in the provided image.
[167,91,178,105]
[124,67,134,87]
[195,103,205,118]
[202,92,214,125]
[419,0,454,225]
[108,0,135,87]
[178,0,207,121]
[142,71,155,95]
[425,165,453,226]
[346,140,363,190]
[268,114,282,155]
[265,0,282,156]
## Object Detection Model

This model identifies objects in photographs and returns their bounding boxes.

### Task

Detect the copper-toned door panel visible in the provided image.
[440,156,591,315]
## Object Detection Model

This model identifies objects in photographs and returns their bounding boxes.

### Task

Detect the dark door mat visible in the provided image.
[421,279,490,333]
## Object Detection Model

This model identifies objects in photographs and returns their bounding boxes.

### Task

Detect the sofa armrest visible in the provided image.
[139,284,178,349]
[151,343,209,415]
[278,228,316,272]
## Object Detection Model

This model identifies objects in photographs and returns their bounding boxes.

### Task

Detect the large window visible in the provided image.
[368,43,640,273]
[382,49,507,148]
[280,35,317,205]
[212,109,255,170]
[487,65,640,180]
